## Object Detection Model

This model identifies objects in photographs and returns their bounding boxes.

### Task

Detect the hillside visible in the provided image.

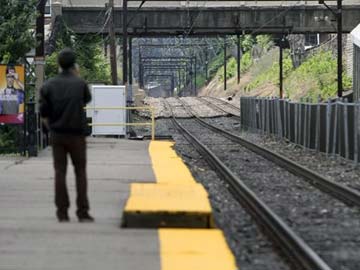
[199,46,352,102]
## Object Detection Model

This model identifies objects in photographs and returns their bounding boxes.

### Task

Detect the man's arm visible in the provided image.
[39,85,51,118]
[84,83,92,104]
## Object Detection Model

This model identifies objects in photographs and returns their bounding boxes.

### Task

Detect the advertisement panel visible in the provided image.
[0,64,25,124]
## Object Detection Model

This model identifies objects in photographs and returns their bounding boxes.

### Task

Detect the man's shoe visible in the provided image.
[56,211,70,223]
[77,213,94,223]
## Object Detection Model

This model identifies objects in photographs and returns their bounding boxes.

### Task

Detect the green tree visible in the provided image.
[0,0,37,153]
[0,0,37,63]
[45,22,111,84]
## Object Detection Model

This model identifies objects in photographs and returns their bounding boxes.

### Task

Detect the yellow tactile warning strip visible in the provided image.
[125,183,212,213]
[123,141,213,228]
[149,141,195,184]
[159,229,237,270]
[123,141,237,269]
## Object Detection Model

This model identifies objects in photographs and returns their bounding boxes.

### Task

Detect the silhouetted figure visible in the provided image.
[39,48,94,223]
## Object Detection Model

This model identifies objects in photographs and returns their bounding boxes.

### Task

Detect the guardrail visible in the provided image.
[240,97,360,163]
[84,106,155,140]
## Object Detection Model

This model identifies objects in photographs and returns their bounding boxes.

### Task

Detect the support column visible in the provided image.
[205,49,208,82]
[190,58,193,96]
[237,34,241,85]
[194,56,197,96]
[109,0,117,85]
[337,0,343,97]
[279,38,284,99]
[224,36,227,91]
[35,0,47,153]
[122,0,128,87]
[128,37,133,101]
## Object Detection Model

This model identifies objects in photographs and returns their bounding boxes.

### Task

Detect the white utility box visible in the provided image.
[87,85,126,136]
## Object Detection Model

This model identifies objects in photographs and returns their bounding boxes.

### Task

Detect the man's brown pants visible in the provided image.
[51,133,89,216]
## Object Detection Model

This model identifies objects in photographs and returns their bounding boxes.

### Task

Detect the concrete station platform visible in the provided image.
[0,138,236,270]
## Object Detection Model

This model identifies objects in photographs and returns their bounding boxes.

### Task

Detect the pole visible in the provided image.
[104,34,108,57]
[224,36,227,91]
[237,34,241,85]
[205,49,208,82]
[190,57,193,96]
[178,69,181,94]
[279,38,284,99]
[35,0,47,151]
[122,0,128,86]
[194,57,197,96]
[337,0,343,97]
[109,0,118,85]
[129,37,133,84]
[36,0,46,58]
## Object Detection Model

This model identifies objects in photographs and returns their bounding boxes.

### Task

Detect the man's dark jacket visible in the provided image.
[40,71,91,135]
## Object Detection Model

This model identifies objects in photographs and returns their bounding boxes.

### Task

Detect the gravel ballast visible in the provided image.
[175,117,360,270]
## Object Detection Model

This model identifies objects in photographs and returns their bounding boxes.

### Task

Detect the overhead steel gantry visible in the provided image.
[59,0,356,97]
[139,56,197,95]
[144,74,177,97]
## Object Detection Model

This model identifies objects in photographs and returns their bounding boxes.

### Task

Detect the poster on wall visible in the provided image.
[0,64,25,124]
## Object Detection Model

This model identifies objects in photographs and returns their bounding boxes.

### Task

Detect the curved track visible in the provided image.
[164,98,333,270]
[205,96,240,111]
[179,98,360,208]
[197,97,241,120]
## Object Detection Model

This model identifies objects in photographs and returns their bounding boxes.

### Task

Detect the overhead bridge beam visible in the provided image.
[62,5,360,34]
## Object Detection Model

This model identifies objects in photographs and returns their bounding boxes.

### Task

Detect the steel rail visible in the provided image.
[197,97,241,120]
[205,96,240,111]
[177,98,360,208]
[164,99,332,270]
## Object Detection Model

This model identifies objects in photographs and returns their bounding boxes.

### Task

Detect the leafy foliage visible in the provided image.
[0,0,37,63]
[285,50,352,101]
[0,1,37,153]
[45,21,111,83]
[245,50,293,91]
[242,49,352,101]
[218,51,253,82]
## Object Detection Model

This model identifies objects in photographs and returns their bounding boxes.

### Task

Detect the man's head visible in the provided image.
[58,48,76,71]
[6,65,16,75]
[6,73,15,88]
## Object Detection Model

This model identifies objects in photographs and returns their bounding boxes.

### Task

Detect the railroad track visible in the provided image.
[164,98,332,270]
[165,98,360,270]
[177,98,360,208]
[197,97,241,120]
[204,96,240,113]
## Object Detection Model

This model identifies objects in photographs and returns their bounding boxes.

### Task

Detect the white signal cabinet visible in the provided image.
[87,85,126,136]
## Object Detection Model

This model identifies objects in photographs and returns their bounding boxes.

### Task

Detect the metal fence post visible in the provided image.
[26,102,38,157]
[307,103,312,148]
[326,100,331,155]
[332,101,338,155]
[266,98,270,134]
[287,100,291,141]
[303,101,308,148]
[315,103,321,152]
[262,98,266,134]
[354,103,359,164]
[276,98,283,138]
[295,102,298,144]
[344,99,349,159]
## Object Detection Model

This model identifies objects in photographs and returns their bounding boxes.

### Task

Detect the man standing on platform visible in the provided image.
[39,48,94,223]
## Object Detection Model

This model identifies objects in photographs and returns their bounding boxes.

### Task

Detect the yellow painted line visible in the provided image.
[159,229,237,270]
[149,141,196,184]
[124,183,211,213]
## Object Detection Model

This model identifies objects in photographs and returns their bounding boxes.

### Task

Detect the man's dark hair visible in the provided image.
[6,64,16,74]
[58,48,76,70]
